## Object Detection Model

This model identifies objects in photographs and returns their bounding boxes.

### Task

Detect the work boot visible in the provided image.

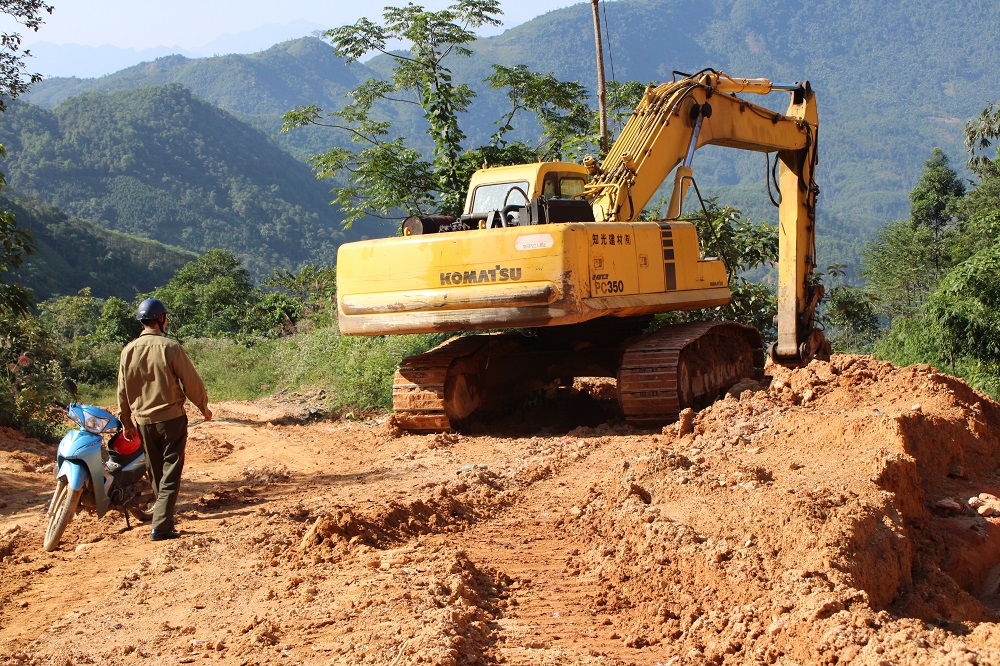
[149,529,180,541]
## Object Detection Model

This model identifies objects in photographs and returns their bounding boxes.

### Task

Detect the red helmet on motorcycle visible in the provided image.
[112,430,142,455]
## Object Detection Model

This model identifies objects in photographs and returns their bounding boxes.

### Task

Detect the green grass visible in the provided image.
[270,328,445,410]
[184,337,283,401]
[142,327,447,410]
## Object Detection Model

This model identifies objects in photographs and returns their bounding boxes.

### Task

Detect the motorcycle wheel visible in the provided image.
[127,480,155,523]
[128,505,153,523]
[43,478,83,552]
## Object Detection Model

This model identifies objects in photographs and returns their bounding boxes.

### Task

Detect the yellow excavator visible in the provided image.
[336,69,828,431]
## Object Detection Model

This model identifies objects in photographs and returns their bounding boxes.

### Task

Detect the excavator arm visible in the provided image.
[585,70,824,365]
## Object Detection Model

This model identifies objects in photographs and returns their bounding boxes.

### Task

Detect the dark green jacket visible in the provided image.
[117,329,209,426]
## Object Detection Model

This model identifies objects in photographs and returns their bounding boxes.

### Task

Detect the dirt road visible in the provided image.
[3,355,1000,665]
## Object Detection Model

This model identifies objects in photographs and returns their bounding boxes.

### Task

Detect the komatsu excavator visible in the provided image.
[336,69,828,431]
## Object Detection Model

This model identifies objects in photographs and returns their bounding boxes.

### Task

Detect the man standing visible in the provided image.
[118,298,212,541]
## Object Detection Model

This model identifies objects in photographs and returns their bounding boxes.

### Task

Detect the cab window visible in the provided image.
[542,174,558,198]
[470,181,530,213]
[560,177,586,198]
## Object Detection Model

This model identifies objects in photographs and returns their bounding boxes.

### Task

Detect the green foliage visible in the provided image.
[872,314,946,368]
[817,265,880,353]
[155,249,298,340]
[182,337,283,402]
[485,64,591,160]
[925,243,1000,365]
[865,108,1000,398]
[285,1,502,221]
[263,264,338,328]
[861,219,938,319]
[284,1,594,223]
[94,297,141,346]
[560,79,656,161]
[965,101,1000,179]
[649,201,779,338]
[907,148,965,278]
[684,201,781,337]
[910,148,965,233]
[272,327,442,410]
[1,193,196,302]
[38,288,101,342]
[180,324,442,410]
[0,0,52,111]
[0,311,63,438]
[872,315,999,400]
[689,200,778,278]
[0,86,364,275]
[36,289,123,386]
[0,151,35,316]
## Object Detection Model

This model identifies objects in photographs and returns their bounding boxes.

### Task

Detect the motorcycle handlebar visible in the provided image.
[53,400,68,410]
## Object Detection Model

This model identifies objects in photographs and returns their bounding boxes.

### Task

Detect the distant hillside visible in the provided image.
[26,38,371,161]
[461,0,1000,231]
[2,193,197,302]
[0,85,392,275]
[20,0,1000,270]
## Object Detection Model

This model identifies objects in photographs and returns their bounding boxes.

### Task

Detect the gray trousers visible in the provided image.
[138,415,187,533]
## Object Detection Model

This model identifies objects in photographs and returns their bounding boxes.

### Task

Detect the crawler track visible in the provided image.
[392,335,492,432]
[393,321,762,432]
[618,321,761,426]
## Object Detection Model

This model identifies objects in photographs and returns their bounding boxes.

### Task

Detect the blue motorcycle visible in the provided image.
[44,379,154,552]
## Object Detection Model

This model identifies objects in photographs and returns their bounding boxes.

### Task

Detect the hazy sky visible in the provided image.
[12,0,586,50]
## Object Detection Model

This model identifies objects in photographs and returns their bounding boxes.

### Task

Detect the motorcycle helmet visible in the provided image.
[136,298,168,322]
[111,429,142,455]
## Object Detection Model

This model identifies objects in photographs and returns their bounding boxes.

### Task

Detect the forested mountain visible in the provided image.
[17,0,1000,271]
[2,193,196,302]
[0,84,393,275]
[26,38,370,161]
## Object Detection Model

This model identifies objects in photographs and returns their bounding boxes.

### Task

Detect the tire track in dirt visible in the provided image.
[448,432,649,664]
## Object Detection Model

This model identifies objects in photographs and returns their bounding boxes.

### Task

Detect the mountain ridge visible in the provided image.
[0,84,395,278]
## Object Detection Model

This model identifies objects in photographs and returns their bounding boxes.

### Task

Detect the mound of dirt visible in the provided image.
[2,354,1000,665]
[559,356,1000,664]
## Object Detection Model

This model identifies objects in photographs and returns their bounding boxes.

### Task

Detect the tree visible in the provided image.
[1,1,52,315]
[861,218,937,319]
[39,288,101,342]
[908,147,965,277]
[282,1,590,226]
[962,103,1000,231]
[910,148,965,231]
[483,64,590,161]
[819,264,880,353]
[94,296,141,346]
[155,249,302,340]
[0,310,62,437]
[0,167,35,316]
[156,249,260,338]
[965,101,1000,179]
[284,1,500,223]
[552,79,655,162]
[925,243,1000,367]
[0,0,52,111]
[263,264,337,326]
